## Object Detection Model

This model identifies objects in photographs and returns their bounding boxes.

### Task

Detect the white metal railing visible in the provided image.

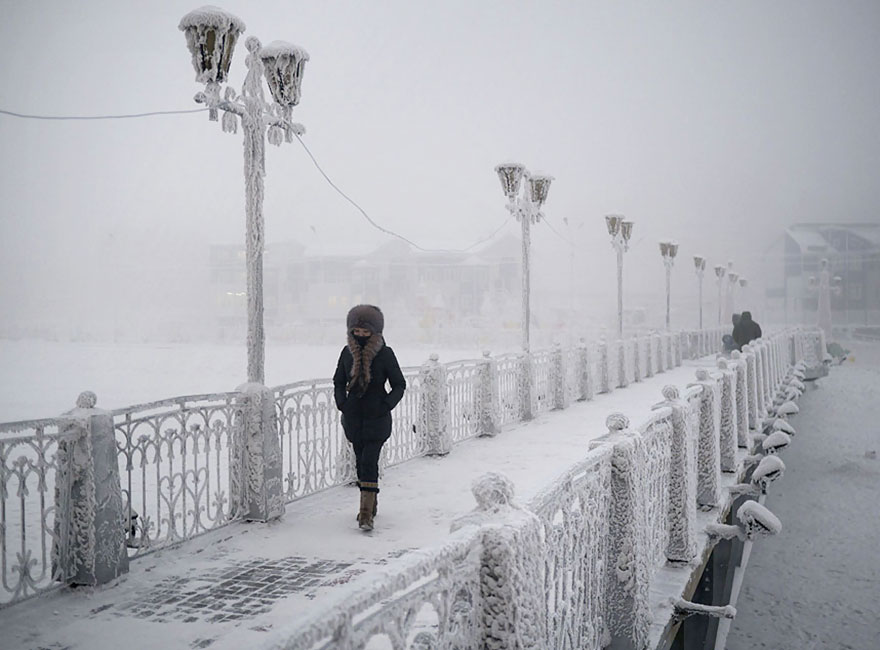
[1,326,814,610]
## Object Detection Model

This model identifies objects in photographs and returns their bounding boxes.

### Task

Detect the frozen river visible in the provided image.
[0,338,482,422]
[727,340,880,649]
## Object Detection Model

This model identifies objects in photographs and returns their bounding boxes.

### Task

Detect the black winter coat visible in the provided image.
[732,312,762,350]
[333,344,406,442]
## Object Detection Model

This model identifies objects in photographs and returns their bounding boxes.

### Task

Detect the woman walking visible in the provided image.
[333,305,406,531]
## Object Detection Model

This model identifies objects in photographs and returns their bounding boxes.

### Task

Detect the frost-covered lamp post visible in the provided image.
[179,7,308,384]
[714,264,726,326]
[606,215,634,338]
[495,163,553,352]
[659,241,678,330]
[738,276,748,310]
[693,255,707,329]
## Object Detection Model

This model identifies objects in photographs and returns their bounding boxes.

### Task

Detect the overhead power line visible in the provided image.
[0,107,210,120]
[0,104,516,255]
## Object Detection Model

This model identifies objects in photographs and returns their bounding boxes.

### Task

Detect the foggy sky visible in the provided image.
[1,0,878,333]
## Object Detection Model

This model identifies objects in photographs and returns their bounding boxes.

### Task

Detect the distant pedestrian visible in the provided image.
[733,310,762,350]
[723,313,742,354]
[333,305,406,531]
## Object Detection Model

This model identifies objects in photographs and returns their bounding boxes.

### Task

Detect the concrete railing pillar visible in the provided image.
[52,391,129,587]
[450,473,546,649]
[652,386,697,563]
[596,414,652,650]
[419,354,452,455]
[477,351,501,437]
[576,338,593,401]
[231,383,285,522]
[715,359,738,473]
[598,339,611,394]
[730,351,750,448]
[552,343,568,410]
[688,369,722,509]
[617,339,629,389]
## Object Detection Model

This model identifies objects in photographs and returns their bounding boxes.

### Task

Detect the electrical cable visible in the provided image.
[0,107,209,120]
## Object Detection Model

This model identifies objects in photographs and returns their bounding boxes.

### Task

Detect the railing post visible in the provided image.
[232,383,285,522]
[654,333,665,373]
[598,338,611,394]
[518,352,535,421]
[742,344,760,432]
[675,332,683,366]
[478,351,501,436]
[653,386,697,563]
[450,473,546,649]
[595,414,651,650]
[752,343,767,424]
[552,343,568,410]
[577,337,593,401]
[617,339,629,389]
[632,336,642,382]
[730,351,750,448]
[716,359,738,473]
[645,335,654,378]
[52,391,129,587]
[419,354,452,455]
[688,369,721,509]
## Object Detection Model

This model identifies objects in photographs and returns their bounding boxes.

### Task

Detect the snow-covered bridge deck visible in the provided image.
[2,356,719,649]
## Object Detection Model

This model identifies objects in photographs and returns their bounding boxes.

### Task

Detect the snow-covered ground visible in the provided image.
[0,339,482,422]
[727,340,880,650]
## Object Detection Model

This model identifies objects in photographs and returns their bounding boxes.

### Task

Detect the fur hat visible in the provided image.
[346,304,384,334]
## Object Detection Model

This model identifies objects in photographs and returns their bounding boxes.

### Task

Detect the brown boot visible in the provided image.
[358,491,376,531]
[356,492,378,519]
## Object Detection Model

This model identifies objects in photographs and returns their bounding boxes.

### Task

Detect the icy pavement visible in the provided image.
[1,359,711,650]
[726,341,880,650]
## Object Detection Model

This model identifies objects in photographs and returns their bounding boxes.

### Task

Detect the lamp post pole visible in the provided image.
[495,164,553,353]
[714,264,726,326]
[660,241,678,330]
[179,8,308,384]
[606,215,634,338]
[694,255,707,329]
[728,271,740,323]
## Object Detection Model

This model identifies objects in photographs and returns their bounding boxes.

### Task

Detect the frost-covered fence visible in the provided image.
[112,393,241,557]
[0,419,77,607]
[0,326,813,611]
[265,327,814,650]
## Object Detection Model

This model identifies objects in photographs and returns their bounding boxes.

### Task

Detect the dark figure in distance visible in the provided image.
[733,310,762,350]
[333,305,406,531]
[722,313,741,354]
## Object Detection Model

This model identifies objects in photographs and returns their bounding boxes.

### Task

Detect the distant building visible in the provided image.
[208,234,522,340]
[763,223,880,328]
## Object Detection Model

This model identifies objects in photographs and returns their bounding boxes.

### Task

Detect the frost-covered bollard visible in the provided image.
[716,359,738,473]
[450,473,546,649]
[654,333,665,373]
[599,414,652,650]
[688,369,721,509]
[52,391,129,587]
[730,351,750,448]
[617,339,629,389]
[419,354,451,455]
[645,335,654,378]
[232,383,285,522]
[652,386,697,563]
[576,338,593,401]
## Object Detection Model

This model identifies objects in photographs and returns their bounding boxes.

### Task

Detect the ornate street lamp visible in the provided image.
[738,276,748,310]
[179,7,308,384]
[660,241,678,330]
[714,264,726,326]
[606,214,634,337]
[495,163,553,353]
[693,255,707,329]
